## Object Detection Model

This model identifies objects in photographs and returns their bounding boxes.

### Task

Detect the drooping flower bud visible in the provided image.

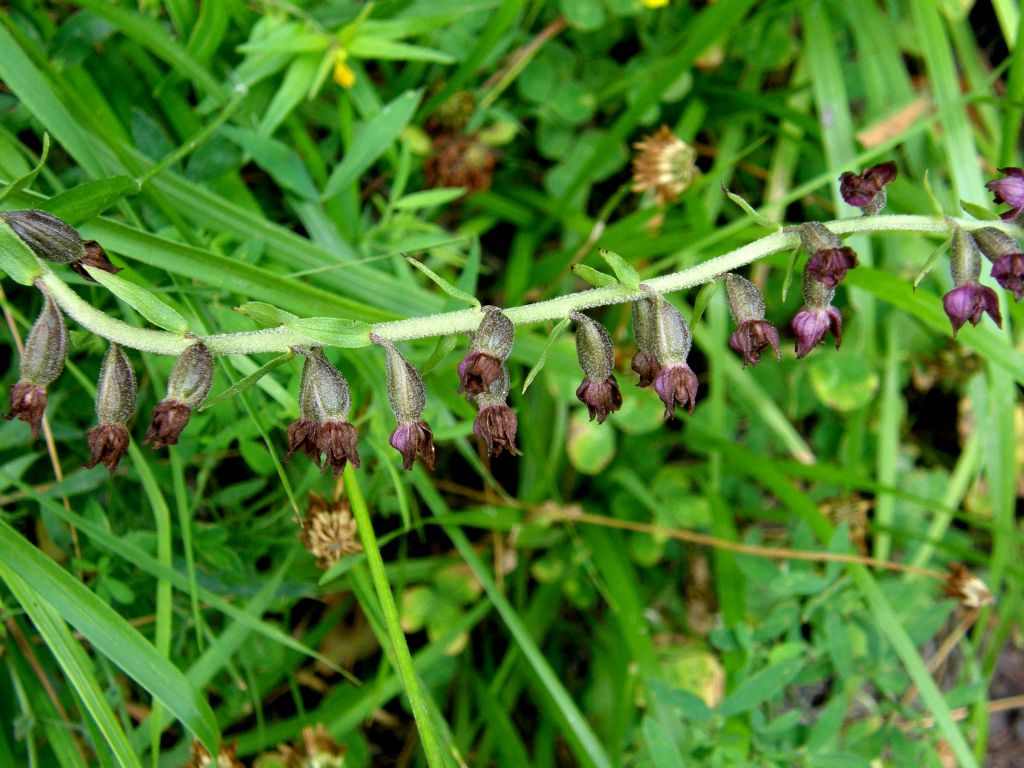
[472,366,517,457]
[570,312,622,424]
[84,344,136,474]
[724,273,781,367]
[942,225,1002,337]
[0,210,119,279]
[370,334,436,471]
[839,161,897,215]
[630,296,661,387]
[286,348,360,476]
[986,167,1024,221]
[971,227,1024,301]
[800,222,858,289]
[457,305,514,397]
[143,342,214,449]
[4,288,67,438]
[791,269,843,358]
[650,296,699,418]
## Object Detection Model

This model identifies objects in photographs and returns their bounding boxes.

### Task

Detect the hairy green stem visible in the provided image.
[34,216,1016,356]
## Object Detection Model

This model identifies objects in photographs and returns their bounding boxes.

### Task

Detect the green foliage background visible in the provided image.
[0,1,1021,766]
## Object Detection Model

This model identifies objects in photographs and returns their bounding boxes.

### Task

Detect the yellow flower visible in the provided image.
[642,0,669,7]
[332,49,356,89]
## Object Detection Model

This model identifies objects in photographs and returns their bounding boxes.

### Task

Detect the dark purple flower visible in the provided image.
[84,424,131,475]
[991,253,1024,301]
[575,376,623,424]
[5,381,48,439]
[987,168,1024,221]
[142,401,192,449]
[653,362,699,419]
[941,283,1002,337]
[839,162,898,214]
[287,349,360,476]
[286,419,322,466]
[457,350,503,397]
[473,402,517,456]
[389,420,437,471]
[791,306,843,358]
[315,420,361,477]
[805,246,858,288]
[630,350,661,388]
[729,319,781,367]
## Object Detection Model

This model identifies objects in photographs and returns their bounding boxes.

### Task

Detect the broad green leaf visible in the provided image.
[200,351,294,411]
[724,185,781,230]
[0,563,145,768]
[567,413,616,475]
[0,216,43,285]
[571,263,617,287]
[717,657,805,717]
[0,518,219,751]
[406,257,480,308]
[287,317,373,347]
[258,52,322,136]
[348,35,456,64]
[393,187,467,210]
[521,317,571,394]
[0,132,49,204]
[41,177,137,225]
[323,90,422,198]
[598,248,640,290]
[809,355,880,412]
[84,266,189,333]
[234,301,298,326]
[221,127,319,201]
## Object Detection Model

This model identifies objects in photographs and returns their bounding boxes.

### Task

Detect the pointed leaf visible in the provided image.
[0,132,49,204]
[598,248,640,290]
[571,263,617,287]
[421,334,458,375]
[912,237,951,289]
[522,317,572,394]
[690,280,718,326]
[234,301,298,326]
[199,351,294,411]
[84,266,189,333]
[406,256,480,307]
[41,177,137,225]
[960,199,999,221]
[287,316,373,347]
[724,185,781,230]
[922,170,945,216]
[781,244,801,302]
[348,35,456,64]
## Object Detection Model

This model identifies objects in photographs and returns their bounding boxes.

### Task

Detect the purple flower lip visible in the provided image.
[4,382,47,439]
[575,375,623,424]
[991,253,1024,301]
[839,161,897,212]
[457,350,503,397]
[473,402,517,456]
[630,350,661,388]
[84,423,131,474]
[986,167,1024,221]
[653,362,698,419]
[389,420,437,471]
[791,306,842,359]
[806,246,858,288]
[728,319,781,367]
[941,282,1002,337]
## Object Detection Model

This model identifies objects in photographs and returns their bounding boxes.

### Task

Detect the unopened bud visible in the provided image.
[4,289,67,438]
[287,348,359,476]
[370,334,436,471]
[0,210,119,280]
[458,306,514,397]
[570,312,622,424]
[630,296,661,387]
[800,222,858,288]
[652,294,692,364]
[21,289,67,388]
[943,225,1001,336]
[971,227,1024,301]
[143,342,214,449]
[84,344,136,474]
[724,274,780,367]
